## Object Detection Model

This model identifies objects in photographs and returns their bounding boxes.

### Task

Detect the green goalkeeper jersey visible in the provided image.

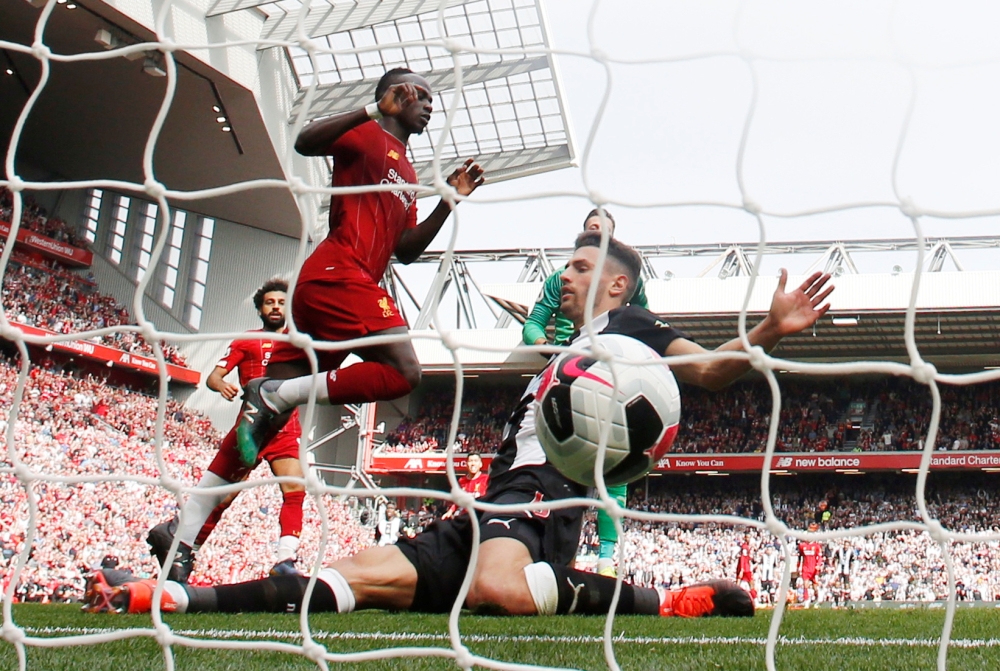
[521,265,648,346]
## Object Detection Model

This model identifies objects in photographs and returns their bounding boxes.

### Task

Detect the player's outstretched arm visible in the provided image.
[522,269,563,346]
[205,365,240,401]
[666,269,833,391]
[295,82,427,156]
[395,158,485,264]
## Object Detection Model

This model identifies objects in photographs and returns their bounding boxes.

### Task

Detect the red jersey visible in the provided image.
[458,472,489,499]
[298,121,418,285]
[736,542,753,577]
[798,541,823,575]
[216,330,282,386]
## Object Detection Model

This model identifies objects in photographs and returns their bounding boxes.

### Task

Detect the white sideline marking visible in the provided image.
[20,627,1000,649]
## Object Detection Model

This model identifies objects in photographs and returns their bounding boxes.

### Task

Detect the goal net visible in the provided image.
[3,1,1000,670]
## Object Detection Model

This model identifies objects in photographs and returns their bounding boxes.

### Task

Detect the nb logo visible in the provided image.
[776,457,793,468]
[243,403,260,425]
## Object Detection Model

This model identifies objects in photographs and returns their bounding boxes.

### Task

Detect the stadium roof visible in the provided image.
[386,237,1000,371]
[1,0,572,237]
[240,0,575,189]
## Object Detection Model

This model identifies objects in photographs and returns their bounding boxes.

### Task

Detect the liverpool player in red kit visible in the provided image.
[235,68,484,465]
[797,524,824,607]
[442,452,489,519]
[146,280,308,582]
[735,536,756,601]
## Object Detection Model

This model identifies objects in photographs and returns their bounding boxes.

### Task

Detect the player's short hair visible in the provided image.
[582,208,615,233]
[467,452,482,460]
[375,67,416,102]
[574,231,641,303]
[253,278,289,311]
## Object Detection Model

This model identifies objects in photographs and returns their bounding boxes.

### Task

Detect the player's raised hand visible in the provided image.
[767,269,834,336]
[378,82,430,117]
[447,158,485,197]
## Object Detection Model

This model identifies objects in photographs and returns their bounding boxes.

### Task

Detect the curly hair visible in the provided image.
[252,278,288,311]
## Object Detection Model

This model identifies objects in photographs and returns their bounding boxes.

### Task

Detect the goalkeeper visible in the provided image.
[522,208,647,577]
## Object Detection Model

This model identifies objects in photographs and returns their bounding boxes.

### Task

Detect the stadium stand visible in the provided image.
[2,352,997,605]
[0,356,371,602]
[0,244,187,367]
[1,187,85,248]
[376,378,1000,455]
[578,475,1000,604]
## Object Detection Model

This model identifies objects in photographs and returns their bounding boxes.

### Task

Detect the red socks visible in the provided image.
[279,490,306,538]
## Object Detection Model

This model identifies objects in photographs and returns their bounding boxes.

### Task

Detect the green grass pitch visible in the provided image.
[3,604,999,670]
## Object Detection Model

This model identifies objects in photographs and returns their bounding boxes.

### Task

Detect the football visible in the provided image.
[534,333,681,487]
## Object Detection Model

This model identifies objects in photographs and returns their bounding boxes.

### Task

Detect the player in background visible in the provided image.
[375,500,402,547]
[735,535,756,602]
[833,539,856,607]
[759,543,779,606]
[797,524,824,608]
[441,452,489,519]
[234,68,485,466]
[521,209,646,577]
[146,280,307,582]
[85,232,832,620]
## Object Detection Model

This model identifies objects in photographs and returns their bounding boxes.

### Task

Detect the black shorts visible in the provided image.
[397,466,585,613]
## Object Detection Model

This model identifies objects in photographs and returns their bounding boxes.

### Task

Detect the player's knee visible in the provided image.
[399,362,421,390]
[466,575,532,615]
[466,578,509,614]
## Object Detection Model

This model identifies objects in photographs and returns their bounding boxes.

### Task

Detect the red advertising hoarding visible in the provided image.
[0,220,94,267]
[367,451,1000,474]
[9,323,200,385]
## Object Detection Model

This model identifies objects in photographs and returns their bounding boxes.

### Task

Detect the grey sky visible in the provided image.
[433,0,1000,278]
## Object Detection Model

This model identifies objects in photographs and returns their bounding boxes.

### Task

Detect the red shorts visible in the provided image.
[801,569,817,582]
[270,277,408,370]
[208,409,303,482]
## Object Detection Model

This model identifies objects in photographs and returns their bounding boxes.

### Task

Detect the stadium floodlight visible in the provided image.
[142,53,166,77]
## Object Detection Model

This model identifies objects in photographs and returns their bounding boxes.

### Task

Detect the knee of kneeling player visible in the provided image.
[466,577,534,615]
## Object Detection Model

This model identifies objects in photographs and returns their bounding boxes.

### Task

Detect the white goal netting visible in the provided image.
[4,1,1000,671]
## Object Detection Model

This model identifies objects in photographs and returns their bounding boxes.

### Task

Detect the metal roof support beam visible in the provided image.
[697,245,755,279]
[413,257,452,330]
[928,241,964,272]
[258,0,472,45]
[290,57,551,120]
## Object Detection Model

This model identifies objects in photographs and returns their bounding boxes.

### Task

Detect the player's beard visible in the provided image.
[261,313,285,332]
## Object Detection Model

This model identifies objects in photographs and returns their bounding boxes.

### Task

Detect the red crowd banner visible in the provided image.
[9,323,200,385]
[368,453,495,473]
[367,451,1000,474]
[0,219,94,267]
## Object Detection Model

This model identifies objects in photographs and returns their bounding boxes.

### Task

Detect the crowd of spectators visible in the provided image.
[380,386,513,454]
[375,378,1000,455]
[1,187,86,248]
[600,477,1000,604]
[0,357,371,602]
[1,249,188,367]
[3,354,999,605]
